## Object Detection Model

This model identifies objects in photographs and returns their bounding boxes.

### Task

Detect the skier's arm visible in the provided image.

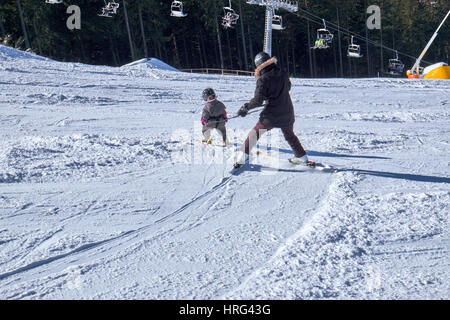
[247,78,266,110]
[202,106,210,123]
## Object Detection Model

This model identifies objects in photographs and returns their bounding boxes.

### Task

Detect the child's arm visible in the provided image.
[202,106,210,125]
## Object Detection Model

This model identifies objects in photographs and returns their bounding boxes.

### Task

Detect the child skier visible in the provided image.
[201,88,228,146]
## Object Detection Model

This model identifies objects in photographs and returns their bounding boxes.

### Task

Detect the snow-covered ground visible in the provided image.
[0,45,448,299]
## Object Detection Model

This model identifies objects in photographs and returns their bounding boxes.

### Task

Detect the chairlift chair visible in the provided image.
[311,20,333,49]
[312,19,333,49]
[387,51,405,75]
[317,19,334,43]
[272,15,285,31]
[98,8,113,18]
[105,1,120,14]
[419,0,438,5]
[317,29,333,43]
[222,2,239,29]
[222,10,240,29]
[347,36,362,58]
[171,1,187,18]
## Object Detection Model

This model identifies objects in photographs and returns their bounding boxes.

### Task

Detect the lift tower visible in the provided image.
[246,0,298,56]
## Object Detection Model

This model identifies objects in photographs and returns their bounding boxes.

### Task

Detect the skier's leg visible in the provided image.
[217,122,227,142]
[241,121,270,154]
[281,125,306,158]
[202,125,212,142]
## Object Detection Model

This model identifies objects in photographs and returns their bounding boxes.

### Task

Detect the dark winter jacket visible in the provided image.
[202,99,227,127]
[247,57,295,128]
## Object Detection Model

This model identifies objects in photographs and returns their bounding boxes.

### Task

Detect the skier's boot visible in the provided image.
[233,151,249,169]
[202,138,213,145]
[220,138,229,147]
[289,155,315,167]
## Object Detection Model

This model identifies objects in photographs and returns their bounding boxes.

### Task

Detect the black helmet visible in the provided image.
[254,52,271,68]
[202,88,216,101]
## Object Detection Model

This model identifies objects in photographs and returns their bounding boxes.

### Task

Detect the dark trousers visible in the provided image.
[241,121,306,158]
[202,122,227,141]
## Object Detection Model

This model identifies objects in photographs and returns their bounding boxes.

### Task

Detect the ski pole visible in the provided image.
[205,107,264,124]
[228,106,264,120]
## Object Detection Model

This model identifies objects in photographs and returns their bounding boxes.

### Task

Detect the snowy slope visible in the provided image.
[0,45,448,299]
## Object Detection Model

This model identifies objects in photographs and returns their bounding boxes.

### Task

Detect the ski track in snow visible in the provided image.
[0,45,449,299]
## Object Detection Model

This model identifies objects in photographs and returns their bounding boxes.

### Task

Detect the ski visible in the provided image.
[254,150,338,174]
[201,141,228,148]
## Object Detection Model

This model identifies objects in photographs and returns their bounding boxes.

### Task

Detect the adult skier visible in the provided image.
[201,88,228,146]
[235,52,310,168]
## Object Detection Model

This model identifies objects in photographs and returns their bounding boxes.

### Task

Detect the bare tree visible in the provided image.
[238,0,248,70]
[123,0,136,61]
[138,4,148,58]
[16,0,30,49]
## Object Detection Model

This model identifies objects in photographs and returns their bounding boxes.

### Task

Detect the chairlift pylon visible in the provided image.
[171,1,187,18]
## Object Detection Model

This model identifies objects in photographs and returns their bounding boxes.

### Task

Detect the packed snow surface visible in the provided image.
[0,45,448,299]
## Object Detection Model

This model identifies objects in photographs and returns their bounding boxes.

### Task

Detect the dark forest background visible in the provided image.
[0,0,449,77]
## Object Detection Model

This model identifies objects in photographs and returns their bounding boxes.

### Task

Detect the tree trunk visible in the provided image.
[123,0,136,61]
[306,18,313,77]
[199,32,208,68]
[216,17,224,70]
[172,35,181,67]
[157,40,162,60]
[336,7,344,78]
[0,10,6,38]
[312,46,317,77]
[138,5,148,58]
[183,37,190,68]
[32,16,42,55]
[348,56,352,77]
[16,0,30,50]
[196,35,204,68]
[238,0,248,70]
[109,35,118,66]
[235,29,242,69]
[333,39,338,77]
[226,29,233,69]
[380,25,384,73]
[78,33,86,62]
[247,25,254,68]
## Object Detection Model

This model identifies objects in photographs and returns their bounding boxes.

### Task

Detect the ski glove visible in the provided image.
[238,104,249,117]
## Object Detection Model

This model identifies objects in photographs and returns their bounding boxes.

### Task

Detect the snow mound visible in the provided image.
[0,44,48,61]
[0,134,177,183]
[121,58,179,72]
